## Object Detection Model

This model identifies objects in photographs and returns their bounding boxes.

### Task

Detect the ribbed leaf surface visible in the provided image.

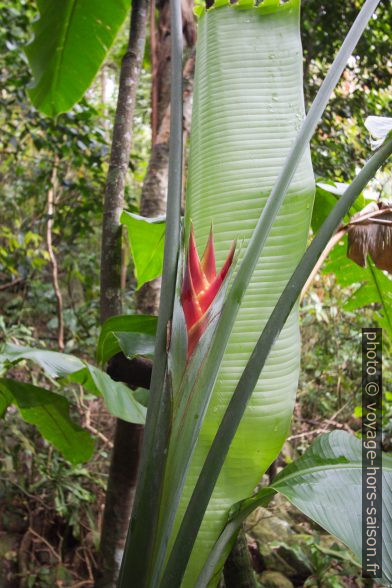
[170,3,315,584]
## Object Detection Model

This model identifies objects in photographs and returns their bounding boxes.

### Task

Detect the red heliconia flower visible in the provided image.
[180,225,235,359]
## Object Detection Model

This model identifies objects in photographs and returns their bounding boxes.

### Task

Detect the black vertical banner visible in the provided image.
[362,328,383,579]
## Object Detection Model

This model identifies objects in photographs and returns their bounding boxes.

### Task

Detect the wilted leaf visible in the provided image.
[347,201,392,273]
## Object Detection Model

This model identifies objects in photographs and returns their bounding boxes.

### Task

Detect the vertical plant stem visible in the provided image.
[46,157,64,352]
[117,0,183,584]
[96,0,149,585]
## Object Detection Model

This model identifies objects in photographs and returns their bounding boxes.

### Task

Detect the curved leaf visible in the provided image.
[0,344,147,424]
[201,431,392,586]
[25,0,129,116]
[69,365,146,424]
[96,314,157,365]
[0,343,84,377]
[114,331,155,359]
[274,432,392,585]
[0,378,94,464]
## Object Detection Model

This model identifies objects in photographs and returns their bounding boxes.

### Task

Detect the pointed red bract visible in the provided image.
[198,241,236,312]
[180,261,202,331]
[188,227,207,292]
[201,226,216,282]
[181,226,235,359]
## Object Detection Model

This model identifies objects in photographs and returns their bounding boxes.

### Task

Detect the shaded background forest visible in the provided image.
[0,0,391,586]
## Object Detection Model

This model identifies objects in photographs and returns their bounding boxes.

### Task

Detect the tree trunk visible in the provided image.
[137,52,195,312]
[96,0,149,585]
[97,2,195,585]
[223,529,257,588]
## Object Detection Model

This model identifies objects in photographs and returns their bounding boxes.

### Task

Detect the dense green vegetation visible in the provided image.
[0,0,390,586]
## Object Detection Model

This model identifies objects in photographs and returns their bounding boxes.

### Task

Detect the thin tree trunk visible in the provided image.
[46,158,64,352]
[96,0,149,585]
[223,528,257,588]
[97,2,195,585]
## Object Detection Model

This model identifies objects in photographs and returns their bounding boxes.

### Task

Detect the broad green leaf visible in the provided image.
[1,344,147,424]
[25,0,129,116]
[96,314,157,365]
[69,365,146,424]
[0,378,94,464]
[324,237,392,338]
[114,332,155,359]
[0,343,84,378]
[311,181,369,233]
[272,432,392,585]
[311,183,339,234]
[201,431,392,586]
[121,211,166,289]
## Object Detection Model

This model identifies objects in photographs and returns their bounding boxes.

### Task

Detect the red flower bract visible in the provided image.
[180,225,235,359]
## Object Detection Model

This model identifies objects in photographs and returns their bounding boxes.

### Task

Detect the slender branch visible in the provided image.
[46,158,64,352]
[0,277,24,291]
[300,227,347,300]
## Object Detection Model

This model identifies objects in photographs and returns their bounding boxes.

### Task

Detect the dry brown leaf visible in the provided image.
[347,201,392,273]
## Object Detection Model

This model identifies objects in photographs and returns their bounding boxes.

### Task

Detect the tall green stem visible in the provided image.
[117,0,183,584]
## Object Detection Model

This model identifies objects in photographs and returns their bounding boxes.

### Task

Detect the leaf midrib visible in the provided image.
[273,460,392,487]
[51,0,78,110]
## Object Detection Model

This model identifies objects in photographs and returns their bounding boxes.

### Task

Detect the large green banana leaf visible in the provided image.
[25,0,129,116]
[165,1,315,584]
